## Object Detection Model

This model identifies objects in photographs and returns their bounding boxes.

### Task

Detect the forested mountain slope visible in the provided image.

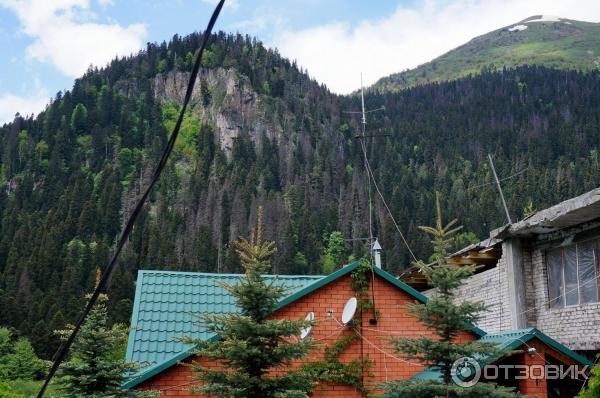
[373,16,600,91]
[0,31,599,358]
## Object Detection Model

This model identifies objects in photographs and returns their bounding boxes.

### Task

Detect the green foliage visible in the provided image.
[350,258,376,314]
[320,231,348,274]
[373,18,600,91]
[381,380,524,398]
[0,379,60,398]
[578,356,600,397]
[161,102,202,159]
[300,259,376,395]
[188,208,316,398]
[56,294,154,398]
[380,193,520,398]
[0,382,25,398]
[300,334,371,395]
[454,231,479,252]
[291,251,308,274]
[0,328,47,381]
[1,27,600,359]
[70,103,88,134]
[523,200,537,218]
[0,328,11,358]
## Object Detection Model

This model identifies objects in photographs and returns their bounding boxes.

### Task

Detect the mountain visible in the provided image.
[0,31,599,358]
[373,15,600,92]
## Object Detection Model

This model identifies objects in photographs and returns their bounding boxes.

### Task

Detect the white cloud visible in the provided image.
[274,0,600,94]
[0,87,49,125]
[0,0,147,78]
[230,11,285,35]
[201,0,239,10]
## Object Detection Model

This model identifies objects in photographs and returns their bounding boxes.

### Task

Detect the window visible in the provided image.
[546,238,600,308]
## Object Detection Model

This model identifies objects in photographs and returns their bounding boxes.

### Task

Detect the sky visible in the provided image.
[1,0,600,124]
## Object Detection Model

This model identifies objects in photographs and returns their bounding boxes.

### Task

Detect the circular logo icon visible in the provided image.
[451,357,481,387]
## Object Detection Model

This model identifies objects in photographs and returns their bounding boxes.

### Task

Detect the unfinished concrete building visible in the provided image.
[401,187,600,356]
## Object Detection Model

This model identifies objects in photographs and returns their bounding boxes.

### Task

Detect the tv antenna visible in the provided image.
[342,74,389,325]
[487,153,513,224]
[342,74,388,139]
[343,74,386,248]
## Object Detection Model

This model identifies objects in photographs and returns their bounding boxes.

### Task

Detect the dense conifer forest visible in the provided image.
[0,31,599,358]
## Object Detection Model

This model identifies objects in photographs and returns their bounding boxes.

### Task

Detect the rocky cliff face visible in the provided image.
[144,68,365,274]
[153,69,286,156]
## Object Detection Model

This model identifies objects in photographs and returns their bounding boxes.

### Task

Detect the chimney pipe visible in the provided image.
[372,239,382,269]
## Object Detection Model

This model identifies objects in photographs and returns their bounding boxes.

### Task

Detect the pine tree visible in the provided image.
[380,193,521,398]
[57,273,155,398]
[188,207,316,398]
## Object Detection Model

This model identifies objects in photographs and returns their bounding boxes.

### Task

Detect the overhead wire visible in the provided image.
[510,272,600,322]
[468,167,529,192]
[578,355,599,393]
[360,134,418,263]
[35,1,226,396]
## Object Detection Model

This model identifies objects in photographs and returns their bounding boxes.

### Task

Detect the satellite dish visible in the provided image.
[341,297,358,325]
[300,312,314,339]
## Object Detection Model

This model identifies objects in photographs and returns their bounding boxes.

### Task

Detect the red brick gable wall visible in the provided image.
[515,338,588,398]
[137,272,478,397]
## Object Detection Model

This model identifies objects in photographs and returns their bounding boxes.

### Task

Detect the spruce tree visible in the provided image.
[579,357,600,398]
[380,193,521,398]
[189,207,316,398]
[57,274,154,398]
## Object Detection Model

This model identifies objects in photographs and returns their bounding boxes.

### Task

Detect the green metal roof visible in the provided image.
[124,261,484,389]
[411,327,593,381]
[479,328,593,366]
[125,270,322,370]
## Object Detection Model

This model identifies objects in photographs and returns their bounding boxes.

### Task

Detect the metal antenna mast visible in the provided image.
[360,73,367,128]
[488,153,513,224]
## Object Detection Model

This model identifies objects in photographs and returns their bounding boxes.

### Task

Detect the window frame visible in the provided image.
[545,237,600,309]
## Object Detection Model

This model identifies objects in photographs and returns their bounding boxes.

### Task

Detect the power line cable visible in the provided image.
[361,141,418,263]
[35,2,226,396]
[467,167,529,192]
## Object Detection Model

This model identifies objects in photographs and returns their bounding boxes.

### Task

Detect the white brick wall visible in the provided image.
[527,246,600,351]
[453,241,600,351]
[424,258,512,332]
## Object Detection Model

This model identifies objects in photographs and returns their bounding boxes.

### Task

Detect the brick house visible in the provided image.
[401,187,600,356]
[124,262,591,397]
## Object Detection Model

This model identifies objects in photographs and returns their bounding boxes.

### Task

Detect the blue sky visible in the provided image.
[1,0,600,124]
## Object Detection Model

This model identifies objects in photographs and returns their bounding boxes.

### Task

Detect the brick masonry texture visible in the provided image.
[527,244,600,351]
[137,273,478,397]
[424,257,512,332]
[457,238,600,352]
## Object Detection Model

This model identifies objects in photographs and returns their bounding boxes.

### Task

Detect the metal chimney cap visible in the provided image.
[372,239,382,251]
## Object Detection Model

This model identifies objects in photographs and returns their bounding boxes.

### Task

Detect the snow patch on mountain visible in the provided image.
[526,15,561,23]
[509,25,528,32]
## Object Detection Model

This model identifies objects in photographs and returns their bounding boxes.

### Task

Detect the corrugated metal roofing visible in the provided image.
[124,261,487,389]
[477,327,537,350]
[125,270,323,370]
[411,327,592,381]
